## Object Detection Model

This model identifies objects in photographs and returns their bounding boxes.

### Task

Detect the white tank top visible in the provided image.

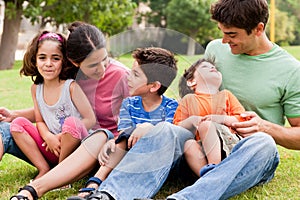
[36,79,81,134]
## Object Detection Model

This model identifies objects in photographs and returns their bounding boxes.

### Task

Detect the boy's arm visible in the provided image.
[173,97,191,125]
[202,114,240,127]
[127,123,154,149]
[178,115,202,134]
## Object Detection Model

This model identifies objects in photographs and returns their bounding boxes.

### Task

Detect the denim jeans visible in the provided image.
[0,122,29,162]
[168,132,279,200]
[99,122,279,200]
[98,122,194,200]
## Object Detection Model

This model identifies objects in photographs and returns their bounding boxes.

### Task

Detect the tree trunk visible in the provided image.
[0,3,22,70]
[186,31,198,56]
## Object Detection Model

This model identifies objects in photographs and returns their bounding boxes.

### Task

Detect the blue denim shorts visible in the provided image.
[0,122,29,162]
[84,128,114,142]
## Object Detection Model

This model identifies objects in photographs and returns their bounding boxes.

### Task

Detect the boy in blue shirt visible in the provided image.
[69,47,178,199]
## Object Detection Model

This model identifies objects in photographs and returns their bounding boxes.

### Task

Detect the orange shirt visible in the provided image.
[173,90,245,139]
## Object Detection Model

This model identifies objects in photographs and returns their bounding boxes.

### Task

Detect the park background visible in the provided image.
[1,0,300,199]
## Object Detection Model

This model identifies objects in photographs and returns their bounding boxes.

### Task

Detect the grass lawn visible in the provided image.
[1,48,300,199]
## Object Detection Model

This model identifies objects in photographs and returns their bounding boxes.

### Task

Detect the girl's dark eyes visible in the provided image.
[38,56,46,60]
[37,56,61,61]
[53,57,61,61]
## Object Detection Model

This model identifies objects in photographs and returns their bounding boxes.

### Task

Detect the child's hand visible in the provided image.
[202,114,227,124]
[128,123,154,149]
[43,133,61,157]
[99,139,115,166]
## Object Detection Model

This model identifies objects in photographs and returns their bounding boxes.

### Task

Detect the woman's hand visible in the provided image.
[0,107,13,122]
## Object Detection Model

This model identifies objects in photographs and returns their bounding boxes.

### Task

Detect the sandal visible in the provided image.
[78,177,102,195]
[10,185,38,200]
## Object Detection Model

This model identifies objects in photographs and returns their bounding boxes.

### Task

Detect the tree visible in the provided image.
[275,0,300,45]
[137,0,171,28]
[0,1,24,70]
[166,0,218,55]
[0,0,136,70]
[266,8,295,46]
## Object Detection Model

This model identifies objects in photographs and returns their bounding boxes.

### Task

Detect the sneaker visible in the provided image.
[133,199,153,200]
[88,191,113,200]
[200,164,216,177]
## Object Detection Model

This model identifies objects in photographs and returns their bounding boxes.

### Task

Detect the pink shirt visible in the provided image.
[77,59,130,136]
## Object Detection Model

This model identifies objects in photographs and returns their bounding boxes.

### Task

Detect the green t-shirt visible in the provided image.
[204,39,300,125]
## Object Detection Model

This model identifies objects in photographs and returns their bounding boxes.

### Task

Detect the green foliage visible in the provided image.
[266,9,296,46]
[23,0,137,35]
[4,0,24,19]
[166,0,220,44]
[272,0,300,45]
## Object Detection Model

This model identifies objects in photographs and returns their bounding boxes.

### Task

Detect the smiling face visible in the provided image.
[78,48,109,80]
[36,40,63,82]
[127,60,152,96]
[218,22,258,55]
[193,61,222,89]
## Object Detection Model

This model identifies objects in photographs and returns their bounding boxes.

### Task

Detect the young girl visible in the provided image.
[10,22,130,200]
[175,58,247,178]
[10,31,96,180]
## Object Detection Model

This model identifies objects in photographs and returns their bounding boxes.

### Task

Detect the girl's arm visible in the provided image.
[31,84,61,156]
[70,81,96,130]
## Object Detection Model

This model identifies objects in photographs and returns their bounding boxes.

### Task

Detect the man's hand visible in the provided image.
[232,111,267,137]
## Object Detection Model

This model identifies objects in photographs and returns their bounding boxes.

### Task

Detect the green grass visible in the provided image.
[1,48,300,199]
[282,46,300,60]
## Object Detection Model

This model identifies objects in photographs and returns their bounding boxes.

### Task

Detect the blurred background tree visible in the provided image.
[0,0,299,70]
[0,0,136,70]
[166,0,219,55]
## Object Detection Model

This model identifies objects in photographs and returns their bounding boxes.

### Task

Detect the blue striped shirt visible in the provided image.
[117,95,178,131]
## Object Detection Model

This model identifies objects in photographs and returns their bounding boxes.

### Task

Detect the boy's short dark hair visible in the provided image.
[211,0,269,34]
[179,58,215,98]
[132,47,178,95]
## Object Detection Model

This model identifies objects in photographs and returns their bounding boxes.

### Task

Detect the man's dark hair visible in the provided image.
[211,0,269,34]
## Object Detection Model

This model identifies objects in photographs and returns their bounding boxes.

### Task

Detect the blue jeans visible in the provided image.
[0,122,29,162]
[168,132,279,200]
[99,122,194,199]
[98,122,279,200]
